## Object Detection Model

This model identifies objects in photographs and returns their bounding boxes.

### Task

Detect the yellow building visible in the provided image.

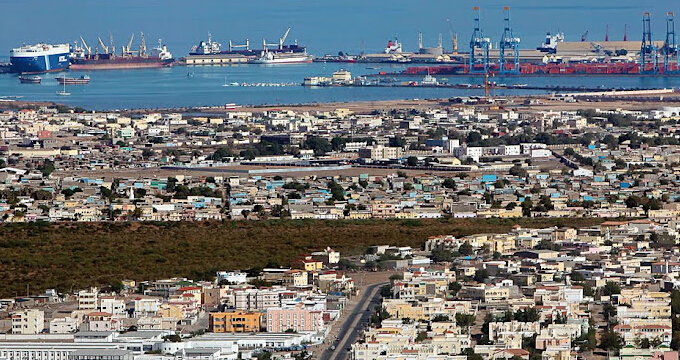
[209,311,262,333]
[157,304,183,322]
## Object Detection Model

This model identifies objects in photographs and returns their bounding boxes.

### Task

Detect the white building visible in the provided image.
[453,146,483,162]
[216,271,248,284]
[134,298,162,318]
[11,309,45,334]
[78,289,98,310]
[49,317,79,334]
[99,297,127,316]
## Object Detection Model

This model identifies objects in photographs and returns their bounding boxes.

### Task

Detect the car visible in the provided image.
[329,345,336,350]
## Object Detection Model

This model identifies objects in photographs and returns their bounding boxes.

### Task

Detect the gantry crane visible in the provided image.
[664,12,679,74]
[640,12,658,74]
[469,6,491,74]
[499,6,520,74]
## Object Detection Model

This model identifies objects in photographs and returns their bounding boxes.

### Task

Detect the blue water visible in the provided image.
[1,63,679,110]
[0,0,679,110]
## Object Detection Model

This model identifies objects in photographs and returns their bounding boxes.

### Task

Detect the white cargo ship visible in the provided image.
[249,49,313,64]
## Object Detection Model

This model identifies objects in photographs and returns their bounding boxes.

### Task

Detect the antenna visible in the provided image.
[605,24,609,41]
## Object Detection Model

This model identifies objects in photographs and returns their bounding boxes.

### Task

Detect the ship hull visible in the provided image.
[250,56,313,64]
[69,58,174,70]
[10,52,70,74]
[250,59,313,64]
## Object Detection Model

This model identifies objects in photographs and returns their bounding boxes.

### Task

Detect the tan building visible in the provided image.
[209,310,262,333]
[11,309,44,334]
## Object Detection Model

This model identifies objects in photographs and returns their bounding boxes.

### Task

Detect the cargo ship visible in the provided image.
[70,33,174,70]
[249,49,313,64]
[189,28,307,57]
[56,75,90,85]
[10,43,70,74]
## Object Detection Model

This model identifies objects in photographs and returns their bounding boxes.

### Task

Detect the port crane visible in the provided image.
[469,6,491,74]
[663,12,679,74]
[79,36,92,55]
[97,37,109,54]
[139,32,147,57]
[446,19,458,53]
[109,33,116,58]
[640,12,659,74]
[229,39,250,52]
[122,34,135,57]
[499,6,520,74]
[262,27,293,51]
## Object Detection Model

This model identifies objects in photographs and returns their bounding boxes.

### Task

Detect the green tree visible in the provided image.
[431,249,454,263]
[213,146,235,161]
[509,164,528,177]
[461,348,484,360]
[459,241,473,256]
[294,350,312,360]
[603,303,617,322]
[407,156,419,167]
[327,181,345,201]
[455,313,476,329]
[603,281,621,296]
[570,271,585,282]
[448,281,462,296]
[303,136,332,156]
[39,160,55,177]
[142,148,155,159]
[599,329,623,352]
[389,136,406,148]
[442,178,456,189]
[432,314,450,322]
[473,269,489,283]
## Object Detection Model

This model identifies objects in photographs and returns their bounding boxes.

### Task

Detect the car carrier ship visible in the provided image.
[10,43,70,74]
[70,33,174,70]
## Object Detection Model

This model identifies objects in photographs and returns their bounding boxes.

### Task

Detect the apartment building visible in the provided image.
[11,309,44,334]
[266,305,324,333]
[209,311,262,333]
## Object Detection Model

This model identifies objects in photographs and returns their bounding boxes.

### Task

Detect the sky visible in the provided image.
[1,0,678,60]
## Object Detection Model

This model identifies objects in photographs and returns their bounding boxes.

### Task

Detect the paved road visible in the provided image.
[322,281,388,360]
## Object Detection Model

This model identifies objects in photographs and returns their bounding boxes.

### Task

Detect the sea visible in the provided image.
[1,0,679,110]
[1,64,680,111]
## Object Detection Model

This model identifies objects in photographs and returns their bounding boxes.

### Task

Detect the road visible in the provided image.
[320,280,388,360]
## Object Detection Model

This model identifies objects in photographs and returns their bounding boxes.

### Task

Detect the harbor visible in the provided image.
[1,7,680,109]
[0,62,678,110]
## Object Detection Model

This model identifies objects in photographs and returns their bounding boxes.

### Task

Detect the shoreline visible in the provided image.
[2,90,679,115]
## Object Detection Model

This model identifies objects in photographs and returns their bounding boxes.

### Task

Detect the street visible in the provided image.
[316,274,391,360]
